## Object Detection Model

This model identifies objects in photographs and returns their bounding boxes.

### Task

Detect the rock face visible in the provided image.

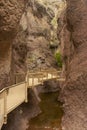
[11,25,27,84]
[58,1,87,130]
[36,79,60,93]
[24,0,57,71]
[0,0,26,89]
[10,0,65,80]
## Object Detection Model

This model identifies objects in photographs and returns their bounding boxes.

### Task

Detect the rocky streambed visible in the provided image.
[27,92,63,130]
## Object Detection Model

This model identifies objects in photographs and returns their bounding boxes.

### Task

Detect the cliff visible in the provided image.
[26,0,56,70]
[58,1,87,130]
[13,0,61,72]
[0,0,26,89]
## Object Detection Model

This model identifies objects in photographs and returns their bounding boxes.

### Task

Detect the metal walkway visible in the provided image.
[0,69,65,129]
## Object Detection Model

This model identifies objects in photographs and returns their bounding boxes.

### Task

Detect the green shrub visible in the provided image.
[55,51,62,68]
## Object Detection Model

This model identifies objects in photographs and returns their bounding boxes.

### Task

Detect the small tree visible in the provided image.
[55,51,62,68]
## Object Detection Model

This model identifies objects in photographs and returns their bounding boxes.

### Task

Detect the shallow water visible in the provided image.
[27,92,63,130]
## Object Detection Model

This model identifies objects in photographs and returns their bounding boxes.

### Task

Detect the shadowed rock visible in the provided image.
[58,1,87,130]
[0,0,26,89]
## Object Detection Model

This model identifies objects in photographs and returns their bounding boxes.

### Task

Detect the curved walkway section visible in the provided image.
[0,69,65,130]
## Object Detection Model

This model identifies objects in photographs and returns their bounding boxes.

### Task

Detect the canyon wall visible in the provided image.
[26,0,65,71]
[58,0,87,130]
[11,0,59,75]
[9,0,57,85]
[25,0,57,71]
[5,0,62,83]
[11,18,27,84]
[0,0,63,87]
[0,0,26,89]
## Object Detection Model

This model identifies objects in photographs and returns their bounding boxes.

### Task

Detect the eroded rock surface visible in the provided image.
[37,79,60,93]
[0,0,26,89]
[21,0,57,71]
[11,27,27,84]
[58,1,87,130]
[11,0,65,79]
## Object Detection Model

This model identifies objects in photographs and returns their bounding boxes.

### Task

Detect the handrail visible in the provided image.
[0,81,26,94]
[29,70,61,75]
[14,73,26,75]
[0,69,63,93]
[0,69,65,129]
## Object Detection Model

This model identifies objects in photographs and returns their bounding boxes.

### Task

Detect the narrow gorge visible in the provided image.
[0,0,87,130]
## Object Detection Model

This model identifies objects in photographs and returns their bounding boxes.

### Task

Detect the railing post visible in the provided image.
[27,73,29,89]
[28,73,31,88]
[15,75,17,84]
[4,90,7,124]
[51,73,53,79]
[27,73,29,88]
[32,77,34,88]
[38,76,40,83]
[42,75,44,85]
[29,78,30,88]
[25,74,28,103]
[39,75,43,85]
[47,72,49,79]
[37,77,39,84]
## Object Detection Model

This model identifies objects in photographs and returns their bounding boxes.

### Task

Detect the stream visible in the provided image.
[27,92,63,130]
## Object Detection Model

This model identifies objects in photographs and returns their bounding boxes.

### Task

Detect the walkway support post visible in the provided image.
[41,74,44,85]
[47,72,49,79]
[25,74,28,103]
[32,77,34,88]
[39,75,43,85]
[51,72,53,79]
[4,90,7,124]
[27,71,30,87]
[38,76,40,83]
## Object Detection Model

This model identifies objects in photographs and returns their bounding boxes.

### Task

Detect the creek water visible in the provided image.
[27,92,63,130]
